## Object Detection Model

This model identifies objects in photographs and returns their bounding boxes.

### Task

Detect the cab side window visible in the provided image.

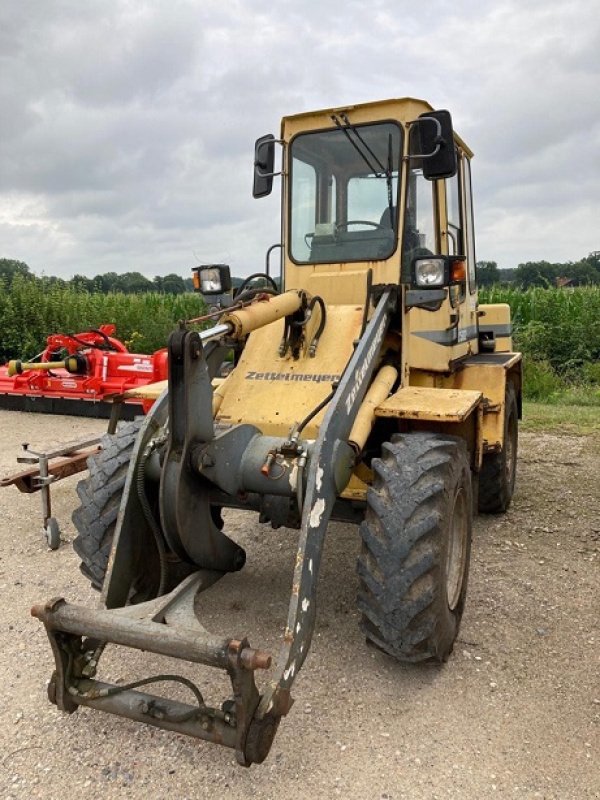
[445,155,463,256]
[463,157,477,291]
[402,165,438,277]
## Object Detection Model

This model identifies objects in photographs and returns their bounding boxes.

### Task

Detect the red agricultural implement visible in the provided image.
[0,325,170,547]
[0,325,168,418]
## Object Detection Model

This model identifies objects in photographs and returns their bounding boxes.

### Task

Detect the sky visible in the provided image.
[0,0,598,279]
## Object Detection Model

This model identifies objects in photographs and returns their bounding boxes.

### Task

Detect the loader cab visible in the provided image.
[254,98,481,370]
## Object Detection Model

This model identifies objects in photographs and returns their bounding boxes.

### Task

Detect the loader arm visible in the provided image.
[260,286,396,718]
[32,287,396,765]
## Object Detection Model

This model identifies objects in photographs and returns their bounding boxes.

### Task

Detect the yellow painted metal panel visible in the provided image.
[123,380,167,400]
[375,386,482,422]
[406,294,479,372]
[216,305,364,438]
[123,377,226,401]
[281,98,472,157]
[290,270,370,307]
[410,355,522,452]
[478,303,514,351]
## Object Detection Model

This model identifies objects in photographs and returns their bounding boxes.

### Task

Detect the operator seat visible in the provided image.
[379,206,396,230]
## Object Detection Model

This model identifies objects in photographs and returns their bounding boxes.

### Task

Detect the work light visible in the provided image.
[192,264,232,295]
[413,257,447,287]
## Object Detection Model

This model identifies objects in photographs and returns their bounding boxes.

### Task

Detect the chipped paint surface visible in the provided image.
[315,465,324,491]
[309,497,325,528]
[283,661,296,681]
[289,462,299,491]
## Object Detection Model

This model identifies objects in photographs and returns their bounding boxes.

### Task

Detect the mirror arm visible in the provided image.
[265,243,282,278]
[255,138,285,179]
[404,116,443,161]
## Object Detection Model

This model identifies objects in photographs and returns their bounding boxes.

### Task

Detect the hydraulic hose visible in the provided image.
[296,387,336,435]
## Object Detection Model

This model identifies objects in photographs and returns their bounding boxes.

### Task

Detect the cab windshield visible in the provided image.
[289,121,402,264]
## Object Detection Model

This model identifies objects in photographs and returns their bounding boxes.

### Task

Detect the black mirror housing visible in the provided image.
[192,264,232,295]
[253,134,276,198]
[414,110,457,180]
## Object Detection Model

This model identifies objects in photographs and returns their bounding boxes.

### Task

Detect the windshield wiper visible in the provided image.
[331,114,395,227]
[331,114,380,176]
[340,113,387,176]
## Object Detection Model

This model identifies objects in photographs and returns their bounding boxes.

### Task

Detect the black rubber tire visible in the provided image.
[357,432,472,663]
[45,517,61,550]
[72,419,143,590]
[478,381,518,514]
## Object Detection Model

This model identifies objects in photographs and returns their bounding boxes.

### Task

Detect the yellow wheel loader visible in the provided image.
[33,98,521,766]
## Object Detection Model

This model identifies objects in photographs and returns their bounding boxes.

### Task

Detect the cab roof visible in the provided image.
[281,97,473,158]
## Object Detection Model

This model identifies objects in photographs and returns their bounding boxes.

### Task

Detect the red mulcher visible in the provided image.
[0,324,168,418]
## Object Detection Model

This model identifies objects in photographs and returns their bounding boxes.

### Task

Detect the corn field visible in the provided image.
[0,276,207,362]
[480,286,600,371]
[480,286,600,401]
[1,279,598,401]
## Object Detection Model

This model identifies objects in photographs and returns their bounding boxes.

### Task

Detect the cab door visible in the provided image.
[444,152,478,351]
[405,154,477,373]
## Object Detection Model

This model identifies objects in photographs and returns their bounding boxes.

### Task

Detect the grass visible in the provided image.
[522,402,600,436]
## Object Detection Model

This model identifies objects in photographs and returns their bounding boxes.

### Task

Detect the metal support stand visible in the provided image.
[0,436,102,549]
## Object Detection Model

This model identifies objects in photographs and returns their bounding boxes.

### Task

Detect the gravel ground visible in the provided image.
[0,408,598,800]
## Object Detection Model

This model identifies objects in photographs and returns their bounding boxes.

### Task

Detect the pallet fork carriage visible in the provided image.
[32,98,522,765]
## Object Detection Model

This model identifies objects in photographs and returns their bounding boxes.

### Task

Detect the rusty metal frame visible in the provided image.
[31,572,271,766]
[1,437,102,546]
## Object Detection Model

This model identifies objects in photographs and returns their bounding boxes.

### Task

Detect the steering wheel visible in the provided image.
[336,220,386,232]
[235,272,279,295]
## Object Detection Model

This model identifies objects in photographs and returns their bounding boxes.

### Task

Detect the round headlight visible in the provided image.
[415,258,445,287]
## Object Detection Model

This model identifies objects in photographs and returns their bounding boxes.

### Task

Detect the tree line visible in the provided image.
[0,258,194,294]
[2,252,599,294]
[477,251,600,288]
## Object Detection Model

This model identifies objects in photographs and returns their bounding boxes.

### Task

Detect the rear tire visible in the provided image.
[357,432,472,663]
[478,381,518,514]
[72,419,143,590]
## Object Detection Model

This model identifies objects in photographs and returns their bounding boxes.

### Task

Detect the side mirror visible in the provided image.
[411,110,457,180]
[253,134,276,198]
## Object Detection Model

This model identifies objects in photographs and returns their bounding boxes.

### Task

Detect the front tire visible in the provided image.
[72,419,147,590]
[357,433,472,663]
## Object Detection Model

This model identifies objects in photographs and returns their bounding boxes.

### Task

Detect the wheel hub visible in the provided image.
[446,487,468,611]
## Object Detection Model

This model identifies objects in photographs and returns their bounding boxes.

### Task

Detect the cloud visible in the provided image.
[0,0,598,277]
